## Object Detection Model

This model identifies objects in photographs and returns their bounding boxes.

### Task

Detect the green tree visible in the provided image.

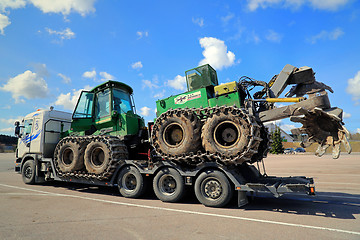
[270,127,284,154]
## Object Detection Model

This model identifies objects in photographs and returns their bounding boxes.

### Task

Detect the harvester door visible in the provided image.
[94,89,113,130]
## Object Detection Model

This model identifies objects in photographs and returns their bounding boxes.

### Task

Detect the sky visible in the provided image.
[0,0,359,135]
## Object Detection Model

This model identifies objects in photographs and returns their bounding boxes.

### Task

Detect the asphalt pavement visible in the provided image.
[0,152,359,240]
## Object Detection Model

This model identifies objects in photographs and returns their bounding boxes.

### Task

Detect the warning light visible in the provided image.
[236,187,241,190]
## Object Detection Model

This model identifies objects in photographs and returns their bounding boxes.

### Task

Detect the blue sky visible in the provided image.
[0,0,359,135]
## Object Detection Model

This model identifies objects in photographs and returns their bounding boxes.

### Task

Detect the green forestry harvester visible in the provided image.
[151,64,351,165]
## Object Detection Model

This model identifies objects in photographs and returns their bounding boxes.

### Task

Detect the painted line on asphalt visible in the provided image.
[1,183,359,236]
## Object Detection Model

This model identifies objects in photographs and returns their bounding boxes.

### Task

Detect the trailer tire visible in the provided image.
[57,142,85,172]
[22,160,36,184]
[195,170,233,207]
[118,166,146,198]
[84,141,111,174]
[153,111,201,156]
[153,167,185,202]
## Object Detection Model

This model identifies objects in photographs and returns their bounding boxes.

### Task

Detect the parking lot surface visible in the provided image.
[0,152,359,240]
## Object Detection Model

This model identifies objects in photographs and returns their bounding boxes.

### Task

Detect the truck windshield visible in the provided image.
[73,91,94,118]
[113,89,133,113]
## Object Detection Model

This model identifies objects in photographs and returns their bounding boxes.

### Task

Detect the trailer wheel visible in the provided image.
[117,166,146,198]
[84,141,111,174]
[22,160,36,184]
[195,170,233,207]
[57,142,85,172]
[153,167,185,202]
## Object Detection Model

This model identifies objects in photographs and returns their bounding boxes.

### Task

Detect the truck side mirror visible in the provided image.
[14,121,21,137]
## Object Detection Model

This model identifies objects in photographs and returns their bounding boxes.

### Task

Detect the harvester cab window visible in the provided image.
[95,89,111,119]
[73,91,94,118]
[113,89,133,114]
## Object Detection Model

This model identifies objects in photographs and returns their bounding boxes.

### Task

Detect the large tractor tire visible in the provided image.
[201,110,254,159]
[84,141,111,174]
[117,166,147,198]
[153,167,185,202]
[22,160,36,184]
[152,110,201,157]
[56,141,85,172]
[194,170,233,207]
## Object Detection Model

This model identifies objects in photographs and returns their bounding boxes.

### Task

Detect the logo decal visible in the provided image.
[21,129,42,145]
[174,91,201,105]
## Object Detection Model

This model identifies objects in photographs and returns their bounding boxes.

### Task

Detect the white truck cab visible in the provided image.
[15,108,72,173]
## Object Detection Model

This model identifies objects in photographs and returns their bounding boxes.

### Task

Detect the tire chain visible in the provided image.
[54,135,128,180]
[152,106,265,166]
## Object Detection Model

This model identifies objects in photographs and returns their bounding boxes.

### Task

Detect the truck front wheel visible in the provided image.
[117,166,146,198]
[22,160,36,184]
[195,170,233,207]
[153,167,185,202]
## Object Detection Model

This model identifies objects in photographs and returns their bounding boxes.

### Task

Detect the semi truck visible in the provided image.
[14,64,350,207]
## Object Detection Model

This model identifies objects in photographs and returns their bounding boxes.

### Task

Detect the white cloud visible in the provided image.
[0,127,13,132]
[29,0,96,16]
[99,71,115,81]
[266,29,282,43]
[192,17,204,27]
[82,69,96,80]
[357,128,360,134]
[346,71,360,104]
[58,73,71,84]
[1,69,49,103]
[137,31,148,39]
[142,79,159,89]
[45,27,75,41]
[55,85,92,111]
[343,112,351,119]
[0,13,10,35]
[246,31,261,44]
[308,27,344,44]
[247,0,350,11]
[154,89,166,99]
[140,106,151,117]
[221,13,235,25]
[131,61,143,70]
[199,37,236,70]
[167,75,186,91]
[0,0,26,12]
[0,116,22,125]
[281,124,296,132]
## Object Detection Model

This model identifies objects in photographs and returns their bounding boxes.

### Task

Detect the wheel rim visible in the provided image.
[24,165,32,179]
[213,121,240,148]
[62,148,74,166]
[91,147,105,167]
[203,178,222,199]
[122,172,137,191]
[163,123,184,147]
[159,174,177,195]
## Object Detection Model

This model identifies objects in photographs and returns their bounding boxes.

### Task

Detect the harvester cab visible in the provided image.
[69,80,145,138]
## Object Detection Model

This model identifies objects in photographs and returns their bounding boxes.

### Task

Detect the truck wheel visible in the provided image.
[153,167,185,202]
[84,141,111,174]
[195,170,233,207]
[22,160,36,184]
[153,111,201,156]
[117,166,146,198]
[57,142,85,172]
[201,112,250,158]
